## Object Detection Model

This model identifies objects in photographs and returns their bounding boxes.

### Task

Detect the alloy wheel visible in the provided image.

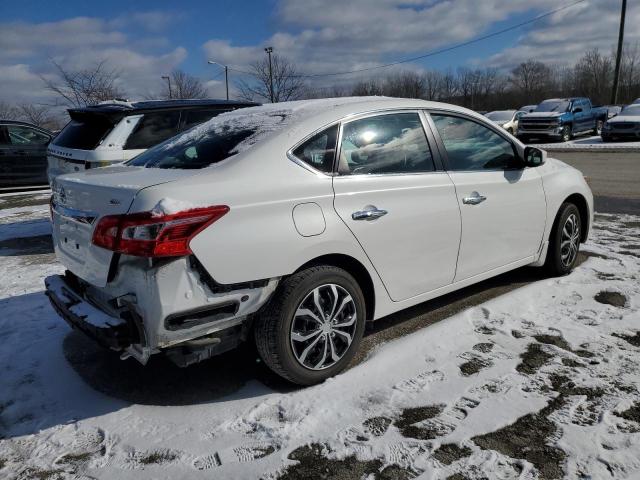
[560,213,580,267]
[290,284,357,370]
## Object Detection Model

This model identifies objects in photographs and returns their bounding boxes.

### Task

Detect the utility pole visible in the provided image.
[265,46,275,103]
[611,0,627,104]
[207,61,229,100]
[161,75,172,99]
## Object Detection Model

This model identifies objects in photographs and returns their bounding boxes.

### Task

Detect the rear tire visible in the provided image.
[254,266,366,385]
[545,202,582,276]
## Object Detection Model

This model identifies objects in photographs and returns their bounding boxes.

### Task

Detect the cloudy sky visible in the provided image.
[1,0,636,104]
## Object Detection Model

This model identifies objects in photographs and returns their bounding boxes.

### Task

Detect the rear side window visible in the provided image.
[53,118,114,150]
[431,114,518,171]
[125,111,181,150]
[181,109,229,131]
[127,125,256,169]
[338,113,434,175]
[292,125,338,173]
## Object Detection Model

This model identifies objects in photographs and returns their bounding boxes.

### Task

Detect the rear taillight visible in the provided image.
[92,206,229,257]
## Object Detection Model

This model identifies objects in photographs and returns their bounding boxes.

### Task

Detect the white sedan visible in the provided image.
[45,97,593,385]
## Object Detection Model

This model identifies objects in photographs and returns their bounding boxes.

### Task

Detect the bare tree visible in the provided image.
[236,54,306,103]
[510,60,552,102]
[42,60,125,108]
[574,49,613,104]
[382,71,425,98]
[0,101,20,120]
[350,79,383,96]
[423,71,442,100]
[162,69,207,99]
[19,104,56,129]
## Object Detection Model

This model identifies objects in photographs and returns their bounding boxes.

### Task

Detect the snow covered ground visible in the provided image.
[0,196,639,480]
[532,135,640,151]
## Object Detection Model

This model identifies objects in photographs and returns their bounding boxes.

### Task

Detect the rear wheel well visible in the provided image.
[556,194,589,242]
[296,254,375,321]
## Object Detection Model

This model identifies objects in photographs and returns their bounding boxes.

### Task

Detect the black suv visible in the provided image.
[47,99,258,184]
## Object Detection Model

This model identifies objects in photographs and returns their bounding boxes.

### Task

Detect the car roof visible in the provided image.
[68,98,259,116]
[159,96,487,157]
[0,119,52,133]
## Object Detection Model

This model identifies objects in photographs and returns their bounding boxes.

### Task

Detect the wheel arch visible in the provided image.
[295,253,376,321]
[553,193,590,243]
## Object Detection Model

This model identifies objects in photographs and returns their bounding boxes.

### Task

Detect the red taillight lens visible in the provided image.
[92,206,229,257]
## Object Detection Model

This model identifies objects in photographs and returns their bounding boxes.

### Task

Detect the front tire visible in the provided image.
[545,203,582,276]
[254,266,366,385]
[560,125,572,142]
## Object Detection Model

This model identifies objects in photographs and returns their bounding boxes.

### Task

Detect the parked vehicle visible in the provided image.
[632,98,640,104]
[600,105,622,119]
[484,110,526,134]
[47,99,258,185]
[45,97,593,385]
[517,97,608,143]
[0,120,53,188]
[520,105,538,113]
[601,104,640,142]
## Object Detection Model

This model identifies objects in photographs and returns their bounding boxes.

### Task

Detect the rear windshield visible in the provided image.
[53,116,115,150]
[127,125,257,169]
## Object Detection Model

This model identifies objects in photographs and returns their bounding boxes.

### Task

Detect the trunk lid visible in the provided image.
[52,166,195,286]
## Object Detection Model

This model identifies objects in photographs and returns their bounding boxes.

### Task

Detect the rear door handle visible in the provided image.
[352,206,388,221]
[462,192,487,205]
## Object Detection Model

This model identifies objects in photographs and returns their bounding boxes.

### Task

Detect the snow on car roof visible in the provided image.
[160,96,393,154]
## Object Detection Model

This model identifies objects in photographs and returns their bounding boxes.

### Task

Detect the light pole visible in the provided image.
[161,75,172,99]
[265,46,274,103]
[207,61,229,100]
[611,0,627,104]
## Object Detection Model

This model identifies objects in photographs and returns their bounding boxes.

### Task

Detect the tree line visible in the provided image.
[3,45,639,131]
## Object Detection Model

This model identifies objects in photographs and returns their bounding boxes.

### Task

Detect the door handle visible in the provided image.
[462,192,487,205]
[352,206,388,221]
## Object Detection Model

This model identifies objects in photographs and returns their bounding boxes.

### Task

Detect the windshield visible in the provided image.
[127,125,256,169]
[485,111,514,122]
[534,101,570,113]
[620,105,640,116]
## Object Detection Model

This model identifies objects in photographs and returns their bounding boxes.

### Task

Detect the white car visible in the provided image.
[45,97,593,385]
[485,110,526,134]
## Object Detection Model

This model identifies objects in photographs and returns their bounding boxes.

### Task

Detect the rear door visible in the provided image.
[1,124,51,186]
[428,112,546,281]
[332,111,461,302]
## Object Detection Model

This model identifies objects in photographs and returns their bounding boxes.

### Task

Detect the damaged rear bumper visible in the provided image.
[45,273,139,351]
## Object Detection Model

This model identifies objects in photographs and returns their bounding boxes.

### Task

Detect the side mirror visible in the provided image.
[523,146,546,167]
[572,107,582,113]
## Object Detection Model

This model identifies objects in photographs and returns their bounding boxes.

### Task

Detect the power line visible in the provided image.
[225,0,586,79]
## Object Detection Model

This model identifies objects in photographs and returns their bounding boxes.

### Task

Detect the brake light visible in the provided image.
[92,206,229,257]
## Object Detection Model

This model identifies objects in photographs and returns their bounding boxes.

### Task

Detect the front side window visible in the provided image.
[338,113,434,175]
[7,125,50,145]
[430,114,518,171]
[292,125,338,173]
[125,111,181,150]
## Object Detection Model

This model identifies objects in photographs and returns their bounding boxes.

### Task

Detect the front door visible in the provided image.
[429,112,546,281]
[332,111,461,302]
